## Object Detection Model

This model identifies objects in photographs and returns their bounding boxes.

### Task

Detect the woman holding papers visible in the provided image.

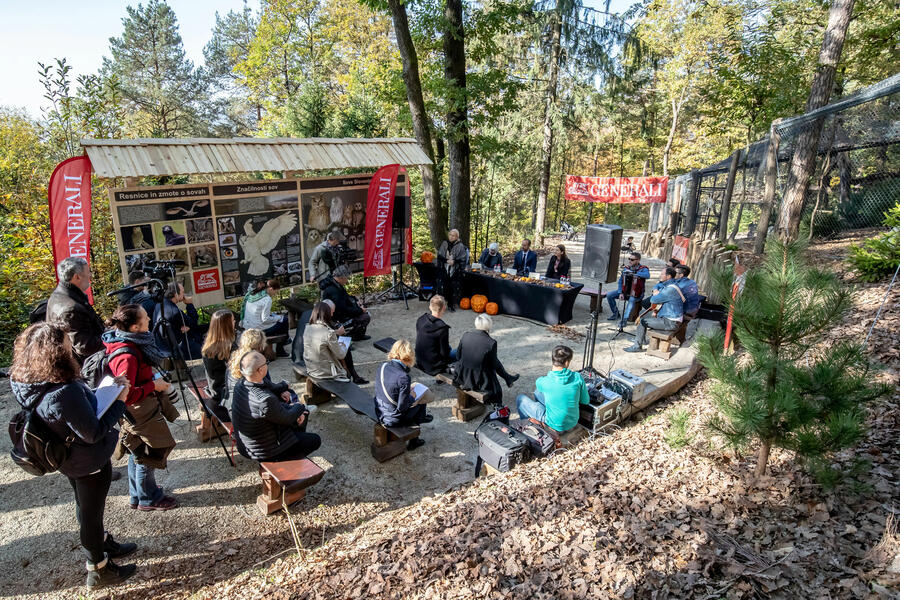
[303,301,367,384]
[374,339,434,451]
[10,322,138,589]
[103,304,179,512]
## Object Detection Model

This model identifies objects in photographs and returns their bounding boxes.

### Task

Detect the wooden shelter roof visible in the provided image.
[80,137,432,178]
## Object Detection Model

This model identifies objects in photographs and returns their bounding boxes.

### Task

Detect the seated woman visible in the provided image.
[201,309,236,422]
[374,340,433,450]
[231,350,321,462]
[516,345,589,433]
[452,314,519,405]
[303,301,368,383]
[228,328,300,404]
[545,244,571,280]
[415,295,453,375]
[241,279,290,357]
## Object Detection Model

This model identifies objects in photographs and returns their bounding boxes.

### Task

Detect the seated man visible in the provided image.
[516,345,589,433]
[512,238,537,275]
[674,264,701,317]
[231,350,321,462]
[478,243,503,270]
[606,252,650,327]
[642,266,677,310]
[153,282,206,360]
[625,276,685,353]
[319,264,371,340]
[415,295,453,375]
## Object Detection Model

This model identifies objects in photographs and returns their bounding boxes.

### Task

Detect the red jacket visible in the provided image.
[103,340,156,406]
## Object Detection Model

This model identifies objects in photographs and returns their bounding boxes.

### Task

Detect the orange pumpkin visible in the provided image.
[471,294,488,313]
[420,250,435,263]
[485,302,499,315]
[459,297,471,310]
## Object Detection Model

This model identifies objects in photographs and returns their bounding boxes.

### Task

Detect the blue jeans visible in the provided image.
[128,454,163,507]
[516,391,547,423]
[606,291,639,325]
[449,348,458,361]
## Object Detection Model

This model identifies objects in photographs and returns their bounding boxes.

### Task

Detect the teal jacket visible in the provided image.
[535,368,590,432]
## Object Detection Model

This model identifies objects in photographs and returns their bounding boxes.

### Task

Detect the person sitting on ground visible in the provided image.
[622,236,636,252]
[625,274,685,353]
[415,295,454,375]
[241,279,290,358]
[228,328,303,401]
[642,266,677,310]
[452,313,519,405]
[308,230,341,282]
[606,252,650,327]
[320,264,371,341]
[512,238,537,275]
[46,257,106,365]
[674,264,701,317]
[10,322,137,589]
[545,244,571,280]
[153,282,205,360]
[201,309,237,422]
[232,350,321,462]
[516,345,590,433]
[478,242,503,270]
[437,228,469,311]
[374,339,434,450]
[103,305,179,512]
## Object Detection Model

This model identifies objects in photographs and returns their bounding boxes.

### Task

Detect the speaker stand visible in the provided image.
[612,293,635,340]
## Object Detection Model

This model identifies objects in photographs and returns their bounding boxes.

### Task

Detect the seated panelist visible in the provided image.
[625,277,685,353]
[478,243,503,270]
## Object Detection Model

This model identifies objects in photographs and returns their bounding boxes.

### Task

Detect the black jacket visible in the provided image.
[231,379,304,461]
[374,360,415,427]
[415,313,451,375]
[478,249,503,270]
[129,290,159,318]
[545,255,571,279]
[319,277,363,320]
[46,282,106,364]
[153,299,200,357]
[452,330,512,404]
[11,379,126,478]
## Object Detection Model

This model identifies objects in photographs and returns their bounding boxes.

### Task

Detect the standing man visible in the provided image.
[308,231,341,282]
[153,282,206,360]
[437,229,469,311]
[673,264,701,317]
[46,257,106,365]
[512,238,537,275]
[605,252,650,327]
[320,265,371,340]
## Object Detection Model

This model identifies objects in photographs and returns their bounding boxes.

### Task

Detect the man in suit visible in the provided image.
[319,265,371,340]
[512,238,537,275]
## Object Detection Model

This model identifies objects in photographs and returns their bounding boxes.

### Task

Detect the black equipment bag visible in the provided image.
[474,419,531,474]
[509,418,558,457]
[8,385,73,476]
[28,299,48,324]
[81,347,138,390]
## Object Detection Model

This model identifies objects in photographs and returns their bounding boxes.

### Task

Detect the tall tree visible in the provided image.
[204,2,261,132]
[103,0,208,137]
[535,4,562,238]
[443,0,472,245]
[777,0,856,240]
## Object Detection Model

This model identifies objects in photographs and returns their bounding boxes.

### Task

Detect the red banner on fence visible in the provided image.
[49,156,94,302]
[565,175,668,204]
[672,235,690,263]
[364,164,401,277]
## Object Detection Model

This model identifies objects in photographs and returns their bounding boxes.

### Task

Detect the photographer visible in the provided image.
[103,305,180,511]
[153,282,205,360]
[308,231,341,281]
[320,265,371,341]
[606,252,650,327]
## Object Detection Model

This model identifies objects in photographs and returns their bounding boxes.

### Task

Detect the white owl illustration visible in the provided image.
[239,212,297,276]
[329,196,343,225]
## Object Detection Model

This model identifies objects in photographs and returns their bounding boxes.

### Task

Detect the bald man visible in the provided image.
[437,229,469,311]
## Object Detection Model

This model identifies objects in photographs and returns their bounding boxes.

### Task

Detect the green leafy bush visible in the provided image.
[663,408,694,449]
[847,203,900,282]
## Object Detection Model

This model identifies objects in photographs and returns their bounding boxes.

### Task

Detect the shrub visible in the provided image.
[847,203,900,282]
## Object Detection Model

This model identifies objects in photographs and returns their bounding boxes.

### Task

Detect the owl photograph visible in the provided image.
[122,225,154,252]
[306,194,330,231]
[351,201,365,229]
[329,196,344,225]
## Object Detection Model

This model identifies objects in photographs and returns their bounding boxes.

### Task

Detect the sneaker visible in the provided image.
[624,344,643,353]
[274,348,290,358]
[137,495,179,511]
[86,556,137,589]
[407,438,426,451]
[103,533,137,559]
[606,313,620,321]
[421,414,434,424]
[352,376,369,385]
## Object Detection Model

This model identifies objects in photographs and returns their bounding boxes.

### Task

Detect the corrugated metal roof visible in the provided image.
[80,137,432,178]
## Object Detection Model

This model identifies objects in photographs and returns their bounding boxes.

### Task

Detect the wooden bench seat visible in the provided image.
[257,458,325,515]
[578,287,605,313]
[435,373,486,422]
[648,330,679,359]
[184,379,234,444]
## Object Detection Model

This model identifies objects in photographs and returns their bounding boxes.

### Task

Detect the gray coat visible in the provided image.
[302,322,348,380]
[231,379,304,461]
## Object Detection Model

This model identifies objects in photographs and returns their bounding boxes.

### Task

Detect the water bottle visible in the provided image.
[494,264,501,274]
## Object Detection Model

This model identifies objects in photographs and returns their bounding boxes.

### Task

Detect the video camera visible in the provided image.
[335,240,357,265]
[141,259,184,303]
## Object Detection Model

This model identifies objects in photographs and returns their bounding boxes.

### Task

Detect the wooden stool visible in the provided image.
[304,378,333,405]
[436,373,486,422]
[371,423,420,463]
[196,411,231,443]
[648,330,679,359]
[257,459,325,515]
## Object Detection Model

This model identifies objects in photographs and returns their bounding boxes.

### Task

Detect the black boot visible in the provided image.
[103,533,137,559]
[407,437,426,451]
[86,555,137,589]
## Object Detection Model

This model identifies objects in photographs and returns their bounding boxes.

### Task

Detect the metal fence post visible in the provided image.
[684,170,701,235]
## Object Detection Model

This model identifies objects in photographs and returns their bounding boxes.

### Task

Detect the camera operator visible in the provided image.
[319,265,371,341]
[308,231,341,281]
[153,282,206,360]
[605,252,650,328]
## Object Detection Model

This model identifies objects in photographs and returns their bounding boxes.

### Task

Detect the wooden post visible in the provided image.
[754,125,781,255]
[718,149,742,243]
[683,170,701,236]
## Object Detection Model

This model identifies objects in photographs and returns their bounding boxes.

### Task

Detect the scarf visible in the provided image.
[241,289,268,320]
[102,329,169,367]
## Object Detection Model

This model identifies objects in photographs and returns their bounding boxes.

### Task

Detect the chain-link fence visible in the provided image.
[650,72,900,245]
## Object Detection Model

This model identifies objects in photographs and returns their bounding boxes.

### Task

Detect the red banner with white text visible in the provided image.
[49,156,94,302]
[363,164,401,277]
[565,175,668,204]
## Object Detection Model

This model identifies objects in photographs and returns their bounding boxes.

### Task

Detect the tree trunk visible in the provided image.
[754,125,781,254]
[387,0,447,249]
[729,166,747,242]
[777,0,855,240]
[443,0,471,247]
[662,88,687,178]
[535,9,562,237]
[718,149,742,243]
[755,440,772,477]
[808,151,834,240]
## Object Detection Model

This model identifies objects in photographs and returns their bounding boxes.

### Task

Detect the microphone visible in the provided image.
[106,282,147,297]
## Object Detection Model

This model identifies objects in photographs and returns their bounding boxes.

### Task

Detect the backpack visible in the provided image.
[81,347,138,390]
[28,299,48,324]
[8,386,73,477]
[509,418,559,458]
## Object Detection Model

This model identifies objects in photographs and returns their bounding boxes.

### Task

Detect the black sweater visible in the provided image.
[415,313,452,375]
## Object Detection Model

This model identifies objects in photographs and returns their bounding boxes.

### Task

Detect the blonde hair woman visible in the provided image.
[374,339,432,451]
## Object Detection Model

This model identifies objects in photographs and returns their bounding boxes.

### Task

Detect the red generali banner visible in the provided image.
[565,175,669,204]
[48,156,94,302]
[363,164,412,277]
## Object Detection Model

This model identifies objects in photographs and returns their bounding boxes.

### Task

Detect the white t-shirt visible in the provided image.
[242,294,280,330]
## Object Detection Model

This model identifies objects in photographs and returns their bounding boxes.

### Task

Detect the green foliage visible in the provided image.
[698,238,888,479]
[847,203,900,282]
[663,408,694,449]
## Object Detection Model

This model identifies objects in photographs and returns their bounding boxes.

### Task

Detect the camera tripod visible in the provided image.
[373,228,417,310]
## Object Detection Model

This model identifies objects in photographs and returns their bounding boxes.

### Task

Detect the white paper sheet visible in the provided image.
[94,375,124,418]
